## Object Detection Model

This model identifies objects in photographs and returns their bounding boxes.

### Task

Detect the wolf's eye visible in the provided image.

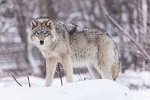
[44,32,49,36]
[44,33,48,36]
[36,32,39,35]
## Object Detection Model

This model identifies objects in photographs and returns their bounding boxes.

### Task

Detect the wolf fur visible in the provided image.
[28,18,119,87]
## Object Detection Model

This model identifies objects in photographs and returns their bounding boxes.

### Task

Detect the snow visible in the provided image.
[116,70,150,89]
[133,90,150,100]
[1,70,150,100]
[0,78,133,100]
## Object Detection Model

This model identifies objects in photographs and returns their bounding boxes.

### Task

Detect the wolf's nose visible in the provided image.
[40,40,44,45]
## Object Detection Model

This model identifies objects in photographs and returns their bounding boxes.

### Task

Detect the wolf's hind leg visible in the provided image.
[100,66,113,80]
[88,65,101,79]
[94,60,113,80]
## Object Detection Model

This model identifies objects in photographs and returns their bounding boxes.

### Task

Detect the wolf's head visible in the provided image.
[29,18,57,47]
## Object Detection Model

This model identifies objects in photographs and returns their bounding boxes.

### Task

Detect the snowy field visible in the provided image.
[116,70,150,100]
[0,70,150,100]
[0,77,133,100]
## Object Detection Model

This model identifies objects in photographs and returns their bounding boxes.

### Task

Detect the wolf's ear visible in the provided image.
[46,20,54,29]
[30,19,37,30]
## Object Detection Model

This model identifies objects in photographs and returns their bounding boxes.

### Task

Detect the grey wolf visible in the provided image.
[28,18,119,87]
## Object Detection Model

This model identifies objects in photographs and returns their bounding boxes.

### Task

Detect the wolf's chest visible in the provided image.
[39,44,64,58]
[41,50,61,59]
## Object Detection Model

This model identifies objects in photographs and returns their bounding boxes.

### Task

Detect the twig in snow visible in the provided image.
[11,74,22,87]
[97,0,150,61]
[84,76,92,81]
[76,68,83,81]
[27,74,31,87]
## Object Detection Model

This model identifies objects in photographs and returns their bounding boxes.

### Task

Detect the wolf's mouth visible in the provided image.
[39,40,44,45]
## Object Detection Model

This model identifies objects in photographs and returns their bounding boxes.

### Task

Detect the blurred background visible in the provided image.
[0,0,150,89]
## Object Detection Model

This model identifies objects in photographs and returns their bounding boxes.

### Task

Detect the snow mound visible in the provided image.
[0,79,133,100]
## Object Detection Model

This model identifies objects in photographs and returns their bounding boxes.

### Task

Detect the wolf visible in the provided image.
[28,18,119,87]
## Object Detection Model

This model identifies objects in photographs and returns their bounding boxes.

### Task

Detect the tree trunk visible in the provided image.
[147,0,150,33]
[38,0,57,19]
[127,0,136,37]
[136,0,143,42]
[13,0,31,68]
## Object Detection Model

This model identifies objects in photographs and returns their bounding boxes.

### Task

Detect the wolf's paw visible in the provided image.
[45,82,52,87]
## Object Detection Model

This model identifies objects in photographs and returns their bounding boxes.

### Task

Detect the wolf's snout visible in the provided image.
[40,40,44,45]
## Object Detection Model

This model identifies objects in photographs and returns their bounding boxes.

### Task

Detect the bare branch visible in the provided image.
[97,0,150,61]
[11,74,22,87]
[76,68,83,81]
[27,74,31,87]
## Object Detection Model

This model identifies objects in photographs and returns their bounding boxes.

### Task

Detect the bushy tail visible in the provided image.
[112,61,119,80]
[112,47,120,80]
[112,41,120,80]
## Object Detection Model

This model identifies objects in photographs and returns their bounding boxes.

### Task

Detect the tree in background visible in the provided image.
[38,0,57,19]
[12,0,30,67]
[0,0,150,77]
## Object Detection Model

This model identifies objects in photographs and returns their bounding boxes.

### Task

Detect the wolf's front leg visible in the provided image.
[62,54,73,83]
[45,58,58,87]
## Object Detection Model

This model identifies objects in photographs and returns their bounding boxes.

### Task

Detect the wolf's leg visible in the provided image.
[99,66,113,80]
[61,54,73,83]
[45,58,58,87]
[95,37,116,80]
[88,65,101,79]
[94,63,113,80]
[94,54,114,80]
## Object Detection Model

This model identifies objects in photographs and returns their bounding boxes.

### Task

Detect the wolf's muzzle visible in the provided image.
[40,40,44,45]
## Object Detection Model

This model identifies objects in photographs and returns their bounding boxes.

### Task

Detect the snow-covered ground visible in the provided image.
[0,70,150,100]
[0,77,133,100]
[117,70,150,89]
[132,90,150,100]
